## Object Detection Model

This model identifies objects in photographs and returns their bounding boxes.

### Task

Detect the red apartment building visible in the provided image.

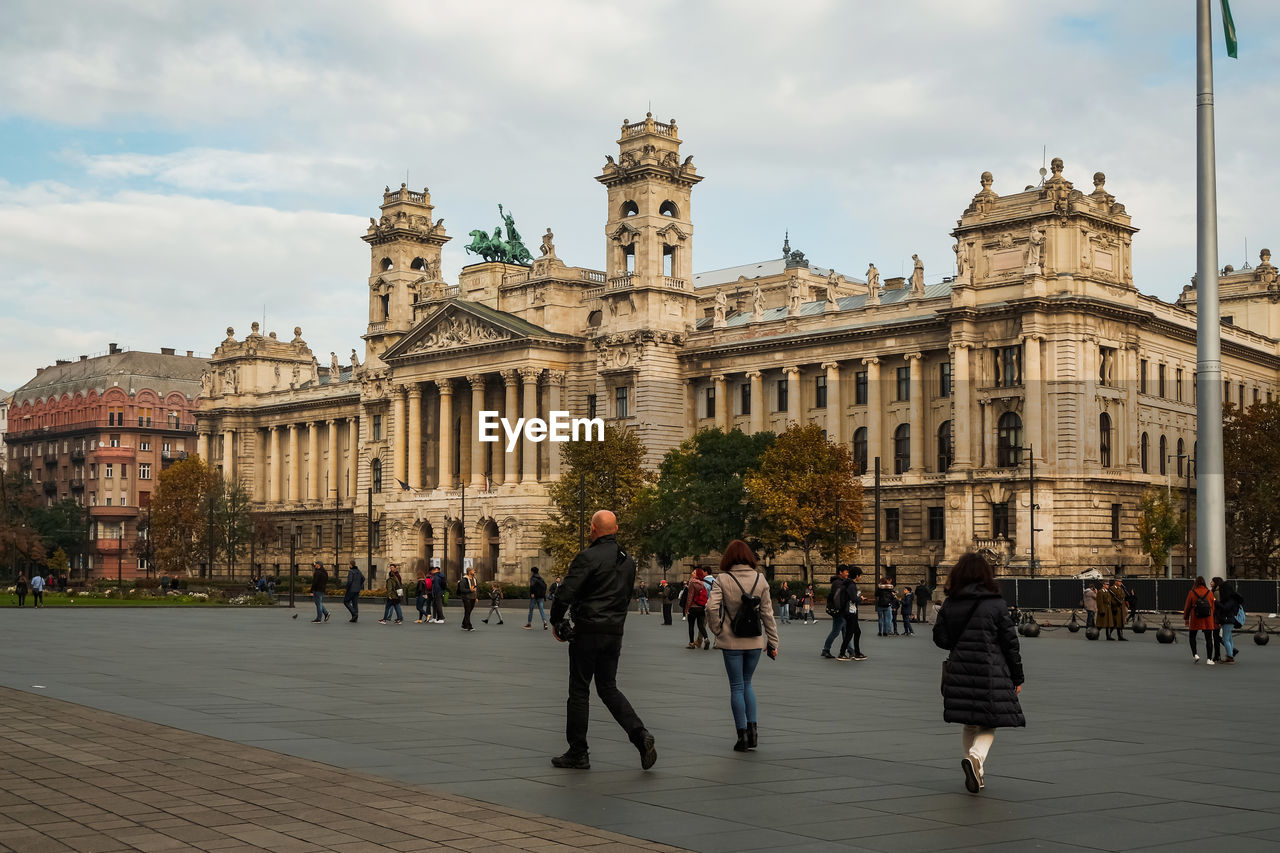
[6,344,207,580]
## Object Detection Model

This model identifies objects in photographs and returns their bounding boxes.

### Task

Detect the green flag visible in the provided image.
[1221,0,1238,58]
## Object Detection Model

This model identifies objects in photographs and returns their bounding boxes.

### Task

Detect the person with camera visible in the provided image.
[548,510,657,771]
[706,540,779,752]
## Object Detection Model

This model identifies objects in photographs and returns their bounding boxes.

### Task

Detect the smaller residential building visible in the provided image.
[6,344,207,580]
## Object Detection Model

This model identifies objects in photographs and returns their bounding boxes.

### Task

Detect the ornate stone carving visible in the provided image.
[910,253,925,296]
[751,283,765,321]
[407,314,512,353]
[966,171,999,216]
[713,290,727,327]
[1025,229,1044,273]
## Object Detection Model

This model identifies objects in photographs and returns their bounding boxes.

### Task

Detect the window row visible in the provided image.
[702,364,954,419]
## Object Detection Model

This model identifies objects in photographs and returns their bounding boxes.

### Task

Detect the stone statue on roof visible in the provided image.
[910,254,925,296]
[713,290,727,327]
[752,283,765,321]
[330,352,340,379]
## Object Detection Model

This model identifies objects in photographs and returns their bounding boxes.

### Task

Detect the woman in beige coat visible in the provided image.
[707,539,780,752]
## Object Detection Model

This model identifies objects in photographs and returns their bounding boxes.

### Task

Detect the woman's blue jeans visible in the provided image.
[721,648,762,730]
[876,607,893,634]
[1221,622,1236,658]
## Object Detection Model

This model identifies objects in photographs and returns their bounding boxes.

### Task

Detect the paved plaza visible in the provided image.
[2,604,1279,852]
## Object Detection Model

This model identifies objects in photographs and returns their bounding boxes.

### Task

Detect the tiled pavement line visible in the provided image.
[0,686,687,853]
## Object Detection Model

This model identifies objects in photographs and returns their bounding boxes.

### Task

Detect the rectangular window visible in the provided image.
[336,522,343,550]
[854,371,868,405]
[885,508,900,542]
[896,367,910,402]
[992,502,1010,539]
[615,386,629,418]
[1175,368,1183,402]
[105,464,113,478]
[139,463,151,480]
[815,375,827,409]
[1139,359,1148,394]
[1254,387,1260,405]
[120,464,128,478]
[776,379,788,412]
[705,386,715,419]
[140,440,150,451]
[927,506,945,541]
[1239,383,1246,408]
[939,362,952,398]
[995,345,1022,387]
[314,525,322,548]
[89,464,97,479]
[1111,503,1122,541]
[370,520,380,549]
[1158,363,1166,398]
[372,415,382,441]
[105,496,112,506]
[587,394,597,419]
[740,383,751,416]
[162,442,171,456]
[109,434,121,448]
[277,526,285,549]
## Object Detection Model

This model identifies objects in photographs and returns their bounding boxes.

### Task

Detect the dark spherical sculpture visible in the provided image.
[1067,611,1081,633]
[1132,612,1148,634]
[1022,616,1041,638]
[1085,626,1100,641]
[1255,618,1270,646]
[1156,615,1177,644]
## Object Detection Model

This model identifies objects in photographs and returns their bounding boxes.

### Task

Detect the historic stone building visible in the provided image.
[197,114,1280,584]
[6,345,206,580]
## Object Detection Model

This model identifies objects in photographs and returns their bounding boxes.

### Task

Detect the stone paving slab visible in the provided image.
[2,607,1279,851]
[0,687,685,853]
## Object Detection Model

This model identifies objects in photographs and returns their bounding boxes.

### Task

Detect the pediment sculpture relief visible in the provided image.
[407,314,513,353]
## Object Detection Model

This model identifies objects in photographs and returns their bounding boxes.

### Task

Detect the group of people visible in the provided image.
[12,572,51,607]
[1182,575,1247,664]
[1081,578,1131,640]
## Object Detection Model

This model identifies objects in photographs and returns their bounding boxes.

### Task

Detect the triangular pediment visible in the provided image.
[382,300,574,361]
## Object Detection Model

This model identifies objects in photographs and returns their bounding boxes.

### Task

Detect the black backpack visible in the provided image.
[416,579,427,597]
[530,575,547,598]
[1193,589,1212,619]
[723,573,763,638]
[825,582,846,616]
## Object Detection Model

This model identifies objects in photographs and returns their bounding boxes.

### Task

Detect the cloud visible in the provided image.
[74,148,377,194]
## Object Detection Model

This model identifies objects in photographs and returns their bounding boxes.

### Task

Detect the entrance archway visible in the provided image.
[446,519,464,583]
[417,521,434,576]
[478,519,500,582]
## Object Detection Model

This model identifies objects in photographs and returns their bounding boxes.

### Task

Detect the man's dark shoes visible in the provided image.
[820,650,835,659]
[551,751,590,769]
[634,729,657,770]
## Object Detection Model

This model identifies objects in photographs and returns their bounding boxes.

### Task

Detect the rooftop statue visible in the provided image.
[464,204,534,265]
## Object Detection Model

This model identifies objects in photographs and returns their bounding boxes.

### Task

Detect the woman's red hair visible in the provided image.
[719,539,758,572]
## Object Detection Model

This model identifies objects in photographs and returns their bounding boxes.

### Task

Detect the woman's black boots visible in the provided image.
[734,729,749,752]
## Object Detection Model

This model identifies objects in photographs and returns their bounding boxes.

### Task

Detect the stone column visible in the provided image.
[501,370,519,486]
[547,370,565,480]
[784,367,800,425]
[712,374,728,431]
[436,379,454,488]
[1022,335,1044,463]
[221,429,234,481]
[747,371,764,434]
[307,421,320,501]
[347,417,358,499]
[468,374,487,489]
[327,419,339,501]
[684,379,697,433]
[407,384,423,490]
[906,353,924,472]
[862,358,881,468]
[196,431,210,462]
[287,424,300,503]
[269,426,282,503]
[520,367,542,483]
[952,344,973,468]
[392,386,407,486]
[822,362,842,445]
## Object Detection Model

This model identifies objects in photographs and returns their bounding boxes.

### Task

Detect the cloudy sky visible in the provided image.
[2,0,1277,393]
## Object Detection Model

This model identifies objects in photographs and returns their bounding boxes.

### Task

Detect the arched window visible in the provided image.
[621,200,639,217]
[380,257,393,271]
[587,310,602,327]
[370,458,383,494]
[1159,435,1168,475]
[997,412,1023,467]
[1140,432,1149,473]
[410,257,426,271]
[893,423,911,474]
[853,427,867,475]
[1099,413,1112,467]
[659,200,679,217]
[937,420,953,472]
[1176,437,1185,477]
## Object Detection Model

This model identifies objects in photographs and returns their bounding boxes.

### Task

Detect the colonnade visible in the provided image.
[199,417,360,505]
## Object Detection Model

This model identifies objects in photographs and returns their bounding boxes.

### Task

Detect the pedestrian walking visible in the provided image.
[548,576,562,603]
[343,560,364,622]
[15,573,28,607]
[30,573,44,607]
[548,510,656,771]
[1211,576,1243,664]
[414,571,433,623]
[481,571,499,625]
[838,567,866,660]
[706,540,779,752]
[380,564,404,624]
[778,581,792,624]
[915,581,931,622]
[309,561,330,623]
[459,567,478,630]
[636,580,650,615]
[875,576,896,636]
[1102,579,1128,641]
[660,579,675,625]
[430,565,446,623]
[1083,583,1098,629]
[685,569,710,649]
[1182,576,1217,665]
[821,566,858,659]
[934,552,1025,794]
[802,585,816,624]
[525,566,548,629]
[1111,579,1129,639]
[900,587,915,636]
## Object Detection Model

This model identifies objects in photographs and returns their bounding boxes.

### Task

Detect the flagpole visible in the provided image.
[1195,0,1227,580]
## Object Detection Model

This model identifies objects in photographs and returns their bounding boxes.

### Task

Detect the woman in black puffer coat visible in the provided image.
[933,552,1025,794]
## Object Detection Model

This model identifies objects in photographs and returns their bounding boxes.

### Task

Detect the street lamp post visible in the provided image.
[1015,445,1040,577]
[1168,453,1187,579]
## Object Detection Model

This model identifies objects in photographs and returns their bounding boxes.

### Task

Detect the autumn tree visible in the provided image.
[1137,488,1185,573]
[207,477,254,577]
[151,456,220,577]
[34,498,89,579]
[541,426,650,570]
[637,428,775,564]
[743,422,863,583]
[0,471,48,574]
[1224,400,1280,577]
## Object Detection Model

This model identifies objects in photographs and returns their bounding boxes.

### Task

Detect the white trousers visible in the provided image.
[962,725,996,773]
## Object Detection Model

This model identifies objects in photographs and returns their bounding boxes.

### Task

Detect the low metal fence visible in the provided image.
[995,577,1279,613]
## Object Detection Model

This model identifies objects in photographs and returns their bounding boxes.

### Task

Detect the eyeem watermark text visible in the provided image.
[478,411,604,452]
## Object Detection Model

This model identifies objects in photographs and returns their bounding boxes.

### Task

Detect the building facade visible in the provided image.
[198,115,1280,584]
[6,345,206,580]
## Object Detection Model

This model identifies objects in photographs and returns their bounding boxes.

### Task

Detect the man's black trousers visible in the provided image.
[566,633,645,756]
